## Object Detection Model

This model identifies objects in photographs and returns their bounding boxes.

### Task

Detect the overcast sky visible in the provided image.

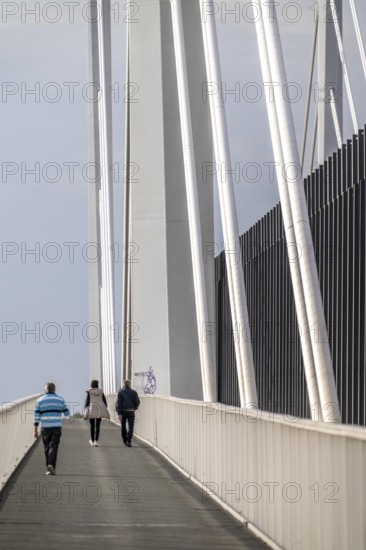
[0,0,365,408]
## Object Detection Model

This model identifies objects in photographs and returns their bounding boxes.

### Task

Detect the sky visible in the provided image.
[0,0,365,409]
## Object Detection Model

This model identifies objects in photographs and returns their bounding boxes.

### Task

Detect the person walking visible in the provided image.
[33,382,70,476]
[84,380,110,447]
[117,380,140,447]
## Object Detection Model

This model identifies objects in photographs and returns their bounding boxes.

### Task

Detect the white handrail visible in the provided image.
[133,394,366,550]
[0,394,41,492]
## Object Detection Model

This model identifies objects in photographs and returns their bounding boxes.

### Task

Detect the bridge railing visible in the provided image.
[0,394,41,492]
[110,394,366,550]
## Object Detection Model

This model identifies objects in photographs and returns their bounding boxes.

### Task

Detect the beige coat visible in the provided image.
[86,388,110,420]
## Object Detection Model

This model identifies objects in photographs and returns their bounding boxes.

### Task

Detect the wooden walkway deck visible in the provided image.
[0,420,269,549]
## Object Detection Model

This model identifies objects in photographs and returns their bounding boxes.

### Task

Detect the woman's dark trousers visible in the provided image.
[89,418,102,441]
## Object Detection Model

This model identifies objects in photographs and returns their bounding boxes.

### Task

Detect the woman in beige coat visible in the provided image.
[84,380,110,446]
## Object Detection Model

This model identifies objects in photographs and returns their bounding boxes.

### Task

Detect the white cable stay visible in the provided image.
[203,33,238,405]
[97,0,116,395]
[170,0,216,402]
[348,0,366,80]
[330,0,358,133]
[254,6,321,421]
[260,0,341,422]
[122,21,131,384]
[301,8,318,174]
[200,0,258,409]
[310,113,318,172]
[330,88,343,148]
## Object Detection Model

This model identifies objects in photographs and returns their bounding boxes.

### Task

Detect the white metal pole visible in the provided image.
[88,0,103,385]
[318,0,343,163]
[301,10,318,174]
[170,0,216,402]
[98,72,113,394]
[330,88,343,148]
[200,0,258,408]
[261,0,340,422]
[310,113,318,172]
[348,0,366,80]
[99,196,110,390]
[254,10,321,420]
[122,20,131,386]
[330,0,358,133]
[203,29,239,403]
[97,0,116,394]
[99,190,110,390]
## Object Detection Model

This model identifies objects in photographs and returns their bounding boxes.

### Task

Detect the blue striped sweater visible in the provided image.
[34,393,70,428]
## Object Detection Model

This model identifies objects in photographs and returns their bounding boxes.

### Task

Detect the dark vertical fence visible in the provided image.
[216,127,366,425]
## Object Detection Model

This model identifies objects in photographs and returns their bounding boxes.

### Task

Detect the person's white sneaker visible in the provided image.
[94,441,98,447]
[89,440,94,446]
[47,465,56,475]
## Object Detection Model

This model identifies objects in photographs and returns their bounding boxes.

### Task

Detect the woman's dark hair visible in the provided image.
[91,380,99,388]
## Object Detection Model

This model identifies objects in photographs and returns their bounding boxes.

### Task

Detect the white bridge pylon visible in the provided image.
[88,0,116,396]
[90,0,344,420]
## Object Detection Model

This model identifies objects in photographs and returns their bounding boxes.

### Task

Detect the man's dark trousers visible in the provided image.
[41,427,62,469]
[121,411,135,443]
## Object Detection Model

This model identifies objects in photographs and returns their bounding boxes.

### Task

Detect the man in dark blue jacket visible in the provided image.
[117,380,140,447]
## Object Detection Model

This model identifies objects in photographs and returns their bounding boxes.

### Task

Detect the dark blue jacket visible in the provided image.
[117,386,140,414]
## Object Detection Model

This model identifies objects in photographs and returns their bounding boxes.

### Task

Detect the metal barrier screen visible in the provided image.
[215,127,366,425]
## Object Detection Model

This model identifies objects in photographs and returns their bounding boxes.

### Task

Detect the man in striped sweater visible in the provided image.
[33,382,70,475]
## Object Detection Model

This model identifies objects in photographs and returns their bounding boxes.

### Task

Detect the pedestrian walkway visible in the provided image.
[0,420,269,549]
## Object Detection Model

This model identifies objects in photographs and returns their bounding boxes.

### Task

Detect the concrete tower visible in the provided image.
[124,0,215,399]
